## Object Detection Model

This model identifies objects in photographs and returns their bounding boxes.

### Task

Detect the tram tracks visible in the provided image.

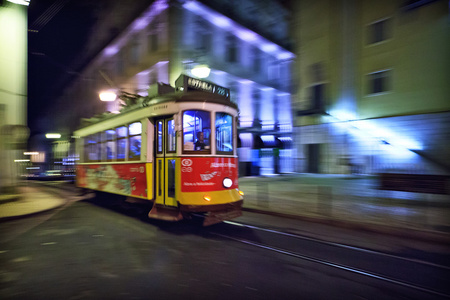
[206,220,450,299]
[34,183,450,298]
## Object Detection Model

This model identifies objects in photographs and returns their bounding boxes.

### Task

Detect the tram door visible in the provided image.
[154,117,177,207]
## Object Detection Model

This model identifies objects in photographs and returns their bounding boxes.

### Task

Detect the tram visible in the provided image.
[74,75,243,226]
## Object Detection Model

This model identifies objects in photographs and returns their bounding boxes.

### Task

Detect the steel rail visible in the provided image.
[224,220,450,270]
[210,230,450,299]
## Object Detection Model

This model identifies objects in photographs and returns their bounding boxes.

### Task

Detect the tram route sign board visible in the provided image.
[175,75,230,99]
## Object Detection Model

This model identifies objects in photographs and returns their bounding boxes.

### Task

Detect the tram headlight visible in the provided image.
[223,178,233,188]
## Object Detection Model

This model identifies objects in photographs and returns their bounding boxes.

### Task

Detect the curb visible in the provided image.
[242,207,450,245]
[0,194,22,205]
[0,202,67,222]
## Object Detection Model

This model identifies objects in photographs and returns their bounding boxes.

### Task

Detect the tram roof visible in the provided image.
[76,90,238,131]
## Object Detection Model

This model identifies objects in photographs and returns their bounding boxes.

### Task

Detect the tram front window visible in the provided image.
[216,112,233,153]
[183,110,210,152]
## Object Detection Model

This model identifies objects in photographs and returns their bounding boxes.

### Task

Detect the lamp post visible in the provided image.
[45,132,61,172]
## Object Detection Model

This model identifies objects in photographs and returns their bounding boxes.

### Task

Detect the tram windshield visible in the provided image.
[216,112,233,153]
[182,110,234,154]
[183,110,211,152]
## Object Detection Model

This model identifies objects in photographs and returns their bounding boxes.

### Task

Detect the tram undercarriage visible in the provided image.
[148,200,243,226]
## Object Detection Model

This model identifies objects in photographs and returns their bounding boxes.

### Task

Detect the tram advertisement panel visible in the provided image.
[181,157,238,192]
[77,163,147,198]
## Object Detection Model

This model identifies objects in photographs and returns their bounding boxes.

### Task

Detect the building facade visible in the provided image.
[51,0,295,176]
[292,0,450,175]
[0,1,29,190]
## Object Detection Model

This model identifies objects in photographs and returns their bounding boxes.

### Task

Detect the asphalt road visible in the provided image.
[0,189,449,300]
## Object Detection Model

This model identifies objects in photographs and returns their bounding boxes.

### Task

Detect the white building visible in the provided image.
[53,0,295,176]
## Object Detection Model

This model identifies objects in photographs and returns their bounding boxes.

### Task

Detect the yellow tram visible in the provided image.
[74,75,243,225]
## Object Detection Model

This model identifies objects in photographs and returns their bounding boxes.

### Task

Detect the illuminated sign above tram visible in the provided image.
[175,75,230,99]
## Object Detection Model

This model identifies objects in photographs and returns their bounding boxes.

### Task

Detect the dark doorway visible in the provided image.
[307,144,320,173]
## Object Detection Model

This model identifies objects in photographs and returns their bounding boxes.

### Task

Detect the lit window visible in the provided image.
[157,120,163,153]
[167,119,176,152]
[99,132,107,161]
[368,18,391,44]
[128,122,142,161]
[216,113,233,153]
[106,129,116,161]
[367,70,391,94]
[183,110,211,152]
[117,126,127,160]
[85,134,100,162]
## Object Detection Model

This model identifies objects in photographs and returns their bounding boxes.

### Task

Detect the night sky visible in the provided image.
[27,0,101,136]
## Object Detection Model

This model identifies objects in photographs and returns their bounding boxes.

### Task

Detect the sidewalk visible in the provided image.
[239,174,450,242]
[0,175,449,244]
[0,183,66,220]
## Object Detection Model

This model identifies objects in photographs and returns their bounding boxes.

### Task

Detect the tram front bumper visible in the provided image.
[180,200,243,226]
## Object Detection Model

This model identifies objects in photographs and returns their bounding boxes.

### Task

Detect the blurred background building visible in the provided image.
[47,0,295,177]
[292,0,450,175]
[0,0,30,191]
[27,0,449,178]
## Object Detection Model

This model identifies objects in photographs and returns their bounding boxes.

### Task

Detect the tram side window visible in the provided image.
[167,119,176,152]
[216,112,233,153]
[85,134,100,162]
[117,126,127,160]
[156,120,163,153]
[183,110,210,152]
[99,132,107,161]
[128,122,142,160]
[106,129,116,161]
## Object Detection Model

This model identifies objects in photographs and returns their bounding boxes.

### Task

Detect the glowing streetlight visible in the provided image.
[99,90,117,102]
[7,0,30,6]
[45,133,61,139]
[191,64,211,78]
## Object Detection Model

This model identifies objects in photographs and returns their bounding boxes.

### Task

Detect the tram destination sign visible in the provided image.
[175,75,230,99]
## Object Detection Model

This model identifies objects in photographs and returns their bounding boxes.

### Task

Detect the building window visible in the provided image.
[130,36,140,65]
[196,18,211,53]
[148,32,158,52]
[116,50,124,76]
[226,35,238,63]
[367,70,391,94]
[253,47,261,73]
[268,58,280,81]
[368,18,391,44]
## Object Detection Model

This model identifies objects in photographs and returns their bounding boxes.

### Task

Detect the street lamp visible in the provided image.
[6,0,30,5]
[99,90,117,102]
[191,64,211,78]
[45,133,61,139]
